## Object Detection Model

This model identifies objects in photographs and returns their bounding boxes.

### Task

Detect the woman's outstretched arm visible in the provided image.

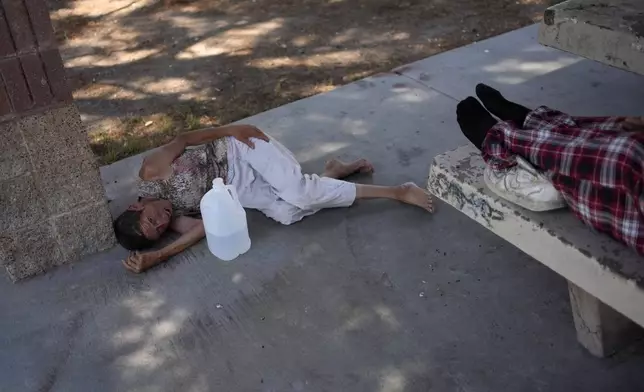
[122,216,205,273]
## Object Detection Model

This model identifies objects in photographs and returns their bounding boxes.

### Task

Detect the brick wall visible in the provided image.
[0,0,115,281]
[0,0,72,122]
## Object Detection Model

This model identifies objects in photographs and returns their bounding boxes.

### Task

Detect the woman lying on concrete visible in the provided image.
[114,125,434,273]
[457,83,644,255]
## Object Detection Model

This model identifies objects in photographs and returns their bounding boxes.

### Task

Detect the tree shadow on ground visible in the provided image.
[48,0,549,164]
[5,39,644,390]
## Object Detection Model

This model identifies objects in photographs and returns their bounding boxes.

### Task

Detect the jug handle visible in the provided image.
[225,185,240,203]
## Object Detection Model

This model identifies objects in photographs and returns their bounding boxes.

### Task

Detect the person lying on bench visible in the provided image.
[114,124,434,273]
[457,83,644,254]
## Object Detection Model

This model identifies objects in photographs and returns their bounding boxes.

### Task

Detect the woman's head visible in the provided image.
[113,198,173,250]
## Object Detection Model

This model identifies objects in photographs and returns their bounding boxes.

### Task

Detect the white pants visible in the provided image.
[226,137,357,225]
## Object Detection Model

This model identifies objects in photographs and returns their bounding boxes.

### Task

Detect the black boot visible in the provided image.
[475,83,531,125]
[456,97,497,151]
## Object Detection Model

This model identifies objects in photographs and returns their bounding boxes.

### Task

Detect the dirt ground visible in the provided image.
[48,0,551,164]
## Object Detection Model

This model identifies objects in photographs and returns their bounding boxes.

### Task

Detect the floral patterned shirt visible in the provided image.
[138,139,228,216]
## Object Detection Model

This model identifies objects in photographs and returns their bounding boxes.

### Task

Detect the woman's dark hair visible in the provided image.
[113,210,155,251]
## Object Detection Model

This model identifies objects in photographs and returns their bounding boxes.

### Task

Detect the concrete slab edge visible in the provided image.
[539,16,644,75]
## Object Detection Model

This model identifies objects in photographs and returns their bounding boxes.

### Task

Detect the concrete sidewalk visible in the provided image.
[2,25,644,392]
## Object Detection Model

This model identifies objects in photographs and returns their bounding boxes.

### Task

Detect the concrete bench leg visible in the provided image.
[568,282,644,357]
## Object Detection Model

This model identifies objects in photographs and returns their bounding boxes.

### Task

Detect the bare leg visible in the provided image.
[323,158,374,179]
[356,183,434,212]
[322,158,433,212]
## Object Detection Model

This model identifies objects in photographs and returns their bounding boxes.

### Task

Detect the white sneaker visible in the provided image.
[483,156,566,212]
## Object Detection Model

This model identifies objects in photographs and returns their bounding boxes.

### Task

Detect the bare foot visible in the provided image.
[395,182,434,212]
[323,158,375,179]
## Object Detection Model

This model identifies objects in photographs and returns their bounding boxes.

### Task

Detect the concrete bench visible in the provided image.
[428,145,644,357]
[539,0,644,76]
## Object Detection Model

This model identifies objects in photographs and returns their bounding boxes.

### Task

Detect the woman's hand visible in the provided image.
[623,116,644,131]
[123,251,164,273]
[228,125,270,148]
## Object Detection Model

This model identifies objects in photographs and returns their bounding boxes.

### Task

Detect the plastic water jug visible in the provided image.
[200,178,251,261]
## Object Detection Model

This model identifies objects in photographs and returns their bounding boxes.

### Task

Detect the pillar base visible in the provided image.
[568,282,644,357]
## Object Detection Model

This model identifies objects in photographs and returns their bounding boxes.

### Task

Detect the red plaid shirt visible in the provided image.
[482,106,644,254]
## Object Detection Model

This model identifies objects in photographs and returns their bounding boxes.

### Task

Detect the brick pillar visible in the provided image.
[0,0,115,281]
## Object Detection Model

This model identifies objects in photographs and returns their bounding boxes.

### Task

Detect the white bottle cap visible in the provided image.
[212,178,225,188]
